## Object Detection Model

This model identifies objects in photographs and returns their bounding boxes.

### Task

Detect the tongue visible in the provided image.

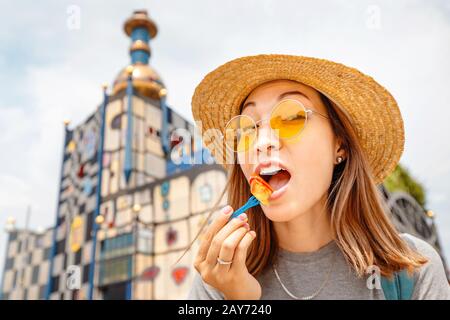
[267,171,290,191]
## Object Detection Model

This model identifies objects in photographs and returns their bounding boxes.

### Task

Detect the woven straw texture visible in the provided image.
[191,54,404,185]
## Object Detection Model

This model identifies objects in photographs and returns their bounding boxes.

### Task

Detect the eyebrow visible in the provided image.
[241,90,310,111]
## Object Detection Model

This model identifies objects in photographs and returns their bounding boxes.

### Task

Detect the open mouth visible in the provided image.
[259,166,291,191]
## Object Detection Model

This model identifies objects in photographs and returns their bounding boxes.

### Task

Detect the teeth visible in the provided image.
[260,165,283,176]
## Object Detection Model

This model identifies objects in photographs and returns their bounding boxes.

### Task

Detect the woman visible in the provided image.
[184,54,449,300]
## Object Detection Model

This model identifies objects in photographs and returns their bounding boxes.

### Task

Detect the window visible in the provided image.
[83,264,90,284]
[26,253,32,264]
[32,265,39,284]
[167,108,172,123]
[43,247,52,260]
[74,249,82,265]
[8,231,18,242]
[35,236,43,248]
[85,211,93,242]
[39,285,46,299]
[101,233,134,260]
[90,150,98,165]
[137,228,153,254]
[90,185,97,196]
[51,276,59,293]
[12,270,17,288]
[56,239,66,255]
[101,282,128,300]
[99,256,132,286]
[57,215,65,227]
[5,257,14,270]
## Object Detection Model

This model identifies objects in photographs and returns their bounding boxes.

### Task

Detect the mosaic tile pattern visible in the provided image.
[1,93,227,300]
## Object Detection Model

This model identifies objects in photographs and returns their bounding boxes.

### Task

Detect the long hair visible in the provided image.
[178,92,427,279]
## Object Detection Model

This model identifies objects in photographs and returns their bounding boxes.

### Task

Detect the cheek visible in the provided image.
[296,144,333,180]
[286,134,335,197]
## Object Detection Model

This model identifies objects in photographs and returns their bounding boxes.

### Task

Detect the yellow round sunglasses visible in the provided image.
[222,99,330,153]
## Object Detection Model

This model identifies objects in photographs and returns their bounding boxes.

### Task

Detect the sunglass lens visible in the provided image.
[224,116,256,152]
[270,100,306,139]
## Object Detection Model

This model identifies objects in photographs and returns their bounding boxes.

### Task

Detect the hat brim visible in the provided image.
[191,54,404,185]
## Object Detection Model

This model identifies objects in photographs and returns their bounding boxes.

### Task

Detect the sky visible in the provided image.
[0,0,449,281]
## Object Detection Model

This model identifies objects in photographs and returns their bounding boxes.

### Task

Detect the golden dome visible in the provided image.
[111,10,165,99]
[112,63,164,100]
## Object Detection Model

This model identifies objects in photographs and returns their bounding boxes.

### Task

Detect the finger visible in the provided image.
[195,205,233,264]
[205,213,248,265]
[215,224,250,272]
[231,230,256,272]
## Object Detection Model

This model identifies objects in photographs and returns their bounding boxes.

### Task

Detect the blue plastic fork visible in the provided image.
[230,195,260,220]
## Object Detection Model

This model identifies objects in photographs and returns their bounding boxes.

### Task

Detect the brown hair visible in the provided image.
[178,92,427,279]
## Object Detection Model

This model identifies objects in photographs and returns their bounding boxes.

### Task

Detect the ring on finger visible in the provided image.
[217,257,233,265]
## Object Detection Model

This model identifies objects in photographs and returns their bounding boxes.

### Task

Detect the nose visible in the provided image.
[255,123,281,155]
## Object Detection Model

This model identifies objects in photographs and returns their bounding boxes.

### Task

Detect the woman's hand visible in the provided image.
[193,205,261,300]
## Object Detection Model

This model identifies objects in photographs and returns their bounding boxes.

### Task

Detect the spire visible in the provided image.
[124,10,157,65]
[112,10,164,99]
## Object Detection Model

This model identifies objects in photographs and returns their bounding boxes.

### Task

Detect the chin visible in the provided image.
[260,199,302,222]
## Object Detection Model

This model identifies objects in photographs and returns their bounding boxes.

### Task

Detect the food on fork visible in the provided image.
[249,174,273,205]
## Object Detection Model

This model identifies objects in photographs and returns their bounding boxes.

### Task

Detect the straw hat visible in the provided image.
[191,54,404,185]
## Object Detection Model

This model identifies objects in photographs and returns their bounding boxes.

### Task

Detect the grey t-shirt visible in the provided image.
[187,233,450,300]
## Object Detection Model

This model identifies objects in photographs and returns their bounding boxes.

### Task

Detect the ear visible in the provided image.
[334,137,347,163]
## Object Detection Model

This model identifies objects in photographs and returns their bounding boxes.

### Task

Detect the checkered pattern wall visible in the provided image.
[96,164,227,299]
[1,228,53,300]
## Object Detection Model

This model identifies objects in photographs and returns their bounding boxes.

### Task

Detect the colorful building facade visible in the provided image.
[1,10,227,300]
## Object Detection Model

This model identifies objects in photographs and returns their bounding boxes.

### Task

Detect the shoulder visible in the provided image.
[186,271,226,300]
[400,233,442,261]
[400,233,446,269]
[399,233,450,300]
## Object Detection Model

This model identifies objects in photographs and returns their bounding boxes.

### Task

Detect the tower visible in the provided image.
[40,10,227,300]
[112,10,164,99]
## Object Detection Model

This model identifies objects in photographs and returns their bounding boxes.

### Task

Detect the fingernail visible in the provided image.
[239,213,247,220]
[244,223,250,229]
[222,206,232,214]
[250,231,256,237]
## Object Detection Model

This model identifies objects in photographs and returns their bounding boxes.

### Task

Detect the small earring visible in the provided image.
[336,156,343,164]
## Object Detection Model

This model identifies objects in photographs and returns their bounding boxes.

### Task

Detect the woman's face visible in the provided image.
[237,80,342,222]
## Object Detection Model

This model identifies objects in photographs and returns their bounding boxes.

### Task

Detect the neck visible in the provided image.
[273,193,334,253]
